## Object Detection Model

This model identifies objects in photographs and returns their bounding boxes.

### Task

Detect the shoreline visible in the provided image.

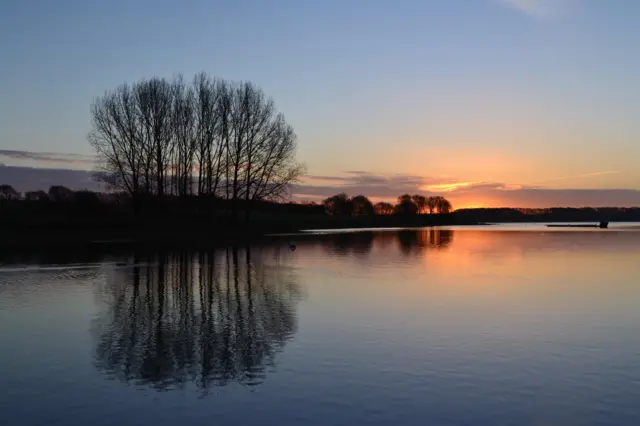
[2,214,628,250]
[0,215,475,250]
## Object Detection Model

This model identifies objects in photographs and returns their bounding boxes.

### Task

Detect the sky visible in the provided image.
[1,0,640,208]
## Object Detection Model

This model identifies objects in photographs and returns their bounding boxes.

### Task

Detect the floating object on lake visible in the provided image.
[546,221,609,229]
[289,242,296,251]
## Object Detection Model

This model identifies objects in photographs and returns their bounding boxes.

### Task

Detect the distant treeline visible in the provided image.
[0,184,323,222]
[2,184,636,225]
[0,184,455,246]
[455,207,640,223]
[0,186,455,220]
[322,193,453,216]
[3,183,637,248]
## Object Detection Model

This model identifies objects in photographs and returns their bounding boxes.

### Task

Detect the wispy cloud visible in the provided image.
[305,171,440,194]
[537,170,621,184]
[496,0,574,18]
[295,170,640,208]
[0,165,638,208]
[420,181,482,193]
[0,150,97,168]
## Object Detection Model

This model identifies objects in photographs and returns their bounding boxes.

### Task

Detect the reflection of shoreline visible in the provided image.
[307,229,455,257]
[396,229,454,255]
[92,248,302,393]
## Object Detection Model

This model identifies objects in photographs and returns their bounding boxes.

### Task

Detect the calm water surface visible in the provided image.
[2,226,640,425]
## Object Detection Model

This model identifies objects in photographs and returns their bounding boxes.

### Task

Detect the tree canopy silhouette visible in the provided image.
[412,195,427,214]
[323,192,453,216]
[426,196,438,214]
[434,196,452,214]
[395,198,418,215]
[88,73,304,218]
[323,193,352,216]
[350,195,374,216]
[0,184,18,200]
[374,201,394,215]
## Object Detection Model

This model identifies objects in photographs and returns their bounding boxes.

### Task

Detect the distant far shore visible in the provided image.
[2,198,638,249]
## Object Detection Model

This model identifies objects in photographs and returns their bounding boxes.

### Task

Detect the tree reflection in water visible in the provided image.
[92,247,302,394]
[396,229,454,255]
[322,231,376,256]
[310,229,454,258]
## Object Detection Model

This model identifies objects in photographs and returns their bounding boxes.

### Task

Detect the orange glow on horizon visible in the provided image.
[420,181,481,192]
[452,203,487,211]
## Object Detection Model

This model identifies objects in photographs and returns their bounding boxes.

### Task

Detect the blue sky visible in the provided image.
[1,0,640,207]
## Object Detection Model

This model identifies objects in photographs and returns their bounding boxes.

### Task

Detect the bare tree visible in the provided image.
[48,185,74,202]
[0,184,19,200]
[426,196,438,214]
[89,83,146,197]
[243,115,303,203]
[374,201,394,215]
[351,195,374,216]
[398,194,412,204]
[323,193,352,216]
[90,77,179,198]
[435,196,453,214]
[394,197,418,215]
[171,75,196,196]
[412,194,427,214]
[227,81,304,219]
[193,73,225,197]
[88,73,304,218]
[25,190,48,201]
[134,77,174,197]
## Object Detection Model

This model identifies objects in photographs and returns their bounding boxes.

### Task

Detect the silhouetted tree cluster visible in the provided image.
[395,194,419,215]
[322,193,374,216]
[89,72,304,219]
[374,201,394,215]
[0,185,137,235]
[323,192,453,216]
[0,184,107,204]
[0,182,325,235]
[394,194,452,214]
[0,184,19,200]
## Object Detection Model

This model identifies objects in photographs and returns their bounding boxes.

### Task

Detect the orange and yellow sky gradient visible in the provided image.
[1,0,640,208]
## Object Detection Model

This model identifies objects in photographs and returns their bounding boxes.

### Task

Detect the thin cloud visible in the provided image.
[577,170,621,178]
[305,171,441,191]
[1,164,638,208]
[295,170,640,208]
[420,181,483,193]
[537,170,621,184]
[496,0,575,18]
[0,150,97,167]
[301,172,541,200]
[306,175,354,182]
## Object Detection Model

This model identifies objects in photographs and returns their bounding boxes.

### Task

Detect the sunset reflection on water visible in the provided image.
[2,227,640,425]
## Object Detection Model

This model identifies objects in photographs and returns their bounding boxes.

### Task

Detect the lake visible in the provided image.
[2,225,640,426]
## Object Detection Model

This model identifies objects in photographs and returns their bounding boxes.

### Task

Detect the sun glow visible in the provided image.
[453,203,487,210]
[421,181,481,192]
